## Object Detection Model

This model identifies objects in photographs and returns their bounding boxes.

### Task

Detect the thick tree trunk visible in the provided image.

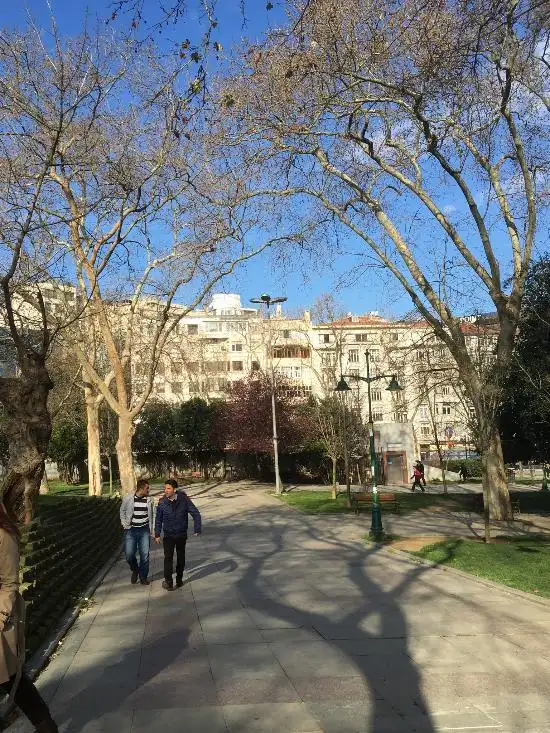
[331,456,337,500]
[85,387,103,497]
[480,420,512,521]
[0,358,53,522]
[116,413,135,495]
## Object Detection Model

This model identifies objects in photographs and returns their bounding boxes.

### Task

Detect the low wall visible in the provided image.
[20,496,122,656]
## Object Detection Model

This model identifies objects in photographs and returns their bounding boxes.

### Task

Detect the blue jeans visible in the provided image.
[124,527,150,580]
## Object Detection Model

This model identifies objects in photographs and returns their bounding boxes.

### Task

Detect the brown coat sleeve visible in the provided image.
[0,530,20,618]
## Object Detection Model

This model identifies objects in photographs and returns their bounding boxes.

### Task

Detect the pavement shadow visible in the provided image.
[210,505,439,731]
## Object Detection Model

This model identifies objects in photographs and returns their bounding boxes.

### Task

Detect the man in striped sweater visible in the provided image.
[120,478,155,586]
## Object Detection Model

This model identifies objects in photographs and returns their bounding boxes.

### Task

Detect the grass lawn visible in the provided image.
[278,489,550,516]
[411,536,550,598]
[278,490,481,515]
[46,480,120,496]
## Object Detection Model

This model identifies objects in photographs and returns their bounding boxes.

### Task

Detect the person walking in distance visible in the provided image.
[410,465,424,493]
[416,459,427,489]
[155,479,201,591]
[120,478,154,585]
[0,502,59,733]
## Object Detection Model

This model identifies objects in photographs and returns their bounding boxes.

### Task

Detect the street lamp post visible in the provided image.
[250,293,287,495]
[334,376,352,503]
[336,350,403,541]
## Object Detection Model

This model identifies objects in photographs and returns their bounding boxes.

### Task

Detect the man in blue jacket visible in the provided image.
[154,479,202,590]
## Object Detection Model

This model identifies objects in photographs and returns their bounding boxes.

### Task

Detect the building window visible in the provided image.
[273,346,310,359]
[172,362,183,376]
[416,351,426,362]
[420,425,431,436]
[187,324,198,335]
[441,404,452,416]
[231,343,243,352]
[348,368,360,377]
[368,349,380,362]
[441,385,451,396]
[189,382,199,393]
[390,332,399,342]
[172,382,183,395]
[231,361,244,371]
[252,360,260,371]
[395,410,408,423]
[371,388,382,402]
[205,321,223,332]
[320,334,330,344]
[354,333,370,342]
[283,330,290,338]
[348,349,359,363]
[372,411,384,422]
[419,405,429,419]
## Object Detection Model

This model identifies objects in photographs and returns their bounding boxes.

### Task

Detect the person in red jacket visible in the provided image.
[154,479,201,591]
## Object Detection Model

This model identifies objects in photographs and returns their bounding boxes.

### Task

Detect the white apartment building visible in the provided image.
[14,285,491,484]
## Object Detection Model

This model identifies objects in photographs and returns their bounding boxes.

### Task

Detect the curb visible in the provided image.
[1,546,122,726]
[379,542,550,609]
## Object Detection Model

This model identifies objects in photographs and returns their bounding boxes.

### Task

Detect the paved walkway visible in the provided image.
[10,485,550,733]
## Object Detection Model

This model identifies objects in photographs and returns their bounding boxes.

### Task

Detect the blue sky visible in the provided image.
[3,1,546,320]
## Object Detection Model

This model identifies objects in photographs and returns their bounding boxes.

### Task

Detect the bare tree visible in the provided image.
[219,0,548,519]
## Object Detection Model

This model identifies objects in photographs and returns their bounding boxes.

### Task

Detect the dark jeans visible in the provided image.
[124,526,150,580]
[1,673,53,727]
[163,535,187,584]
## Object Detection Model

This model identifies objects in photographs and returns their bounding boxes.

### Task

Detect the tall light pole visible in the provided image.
[250,293,287,495]
[336,350,403,541]
[334,376,352,504]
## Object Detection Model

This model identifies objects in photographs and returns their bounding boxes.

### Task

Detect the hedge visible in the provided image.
[20,495,122,656]
[446,458,482,477]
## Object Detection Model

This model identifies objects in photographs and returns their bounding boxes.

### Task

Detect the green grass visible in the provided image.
[411,536,550,597]
[47,480,90,495]
[278,491,352,514]
[278,489,550,516]
[278,490,481,515]
[46,480,121,496]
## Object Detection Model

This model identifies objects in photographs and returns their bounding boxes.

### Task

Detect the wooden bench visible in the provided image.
[350,493,400,516]
[473,495,520,517]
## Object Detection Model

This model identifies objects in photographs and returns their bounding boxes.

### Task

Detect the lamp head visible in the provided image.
[386,375,403,392]
[334,376,352,392]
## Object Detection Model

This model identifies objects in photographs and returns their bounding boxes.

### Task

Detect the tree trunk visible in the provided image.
[108,454,113,496]
[331,456,337,500]
[0,358,53,522]
[39,472,49,495]
[116,413,135,495]
[480,421,512,521]
[85,387,103,496]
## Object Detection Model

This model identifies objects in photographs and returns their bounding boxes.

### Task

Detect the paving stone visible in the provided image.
[131,707,228,733]
[221,702,321,733]
[215,677,301,705]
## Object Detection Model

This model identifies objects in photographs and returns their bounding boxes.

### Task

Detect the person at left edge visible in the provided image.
[120,478,154,585]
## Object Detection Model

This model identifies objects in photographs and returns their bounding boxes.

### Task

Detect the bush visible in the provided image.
[21,496,122,656]
[446,458,482,478]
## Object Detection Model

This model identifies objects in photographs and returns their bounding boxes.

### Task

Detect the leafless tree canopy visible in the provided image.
[214,0,549,518]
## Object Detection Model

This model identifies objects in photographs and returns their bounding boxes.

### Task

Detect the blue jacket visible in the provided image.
[154,492,201,538]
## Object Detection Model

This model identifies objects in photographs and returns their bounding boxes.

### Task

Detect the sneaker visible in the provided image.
[176,578,183,588]
[162,581,174,591]
[131,570,139,584]
[140,578,150,585]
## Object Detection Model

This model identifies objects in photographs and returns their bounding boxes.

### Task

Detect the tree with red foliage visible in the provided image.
[222,373,314,457]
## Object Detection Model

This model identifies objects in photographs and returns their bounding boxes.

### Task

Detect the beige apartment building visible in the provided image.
[13,285,489,484]
[143,294,488,482]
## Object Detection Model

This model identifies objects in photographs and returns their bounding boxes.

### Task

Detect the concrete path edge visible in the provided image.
[1,548,123,723]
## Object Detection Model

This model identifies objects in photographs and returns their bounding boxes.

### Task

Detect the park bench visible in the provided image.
[473,494,521,517]
[350,492,400,516]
